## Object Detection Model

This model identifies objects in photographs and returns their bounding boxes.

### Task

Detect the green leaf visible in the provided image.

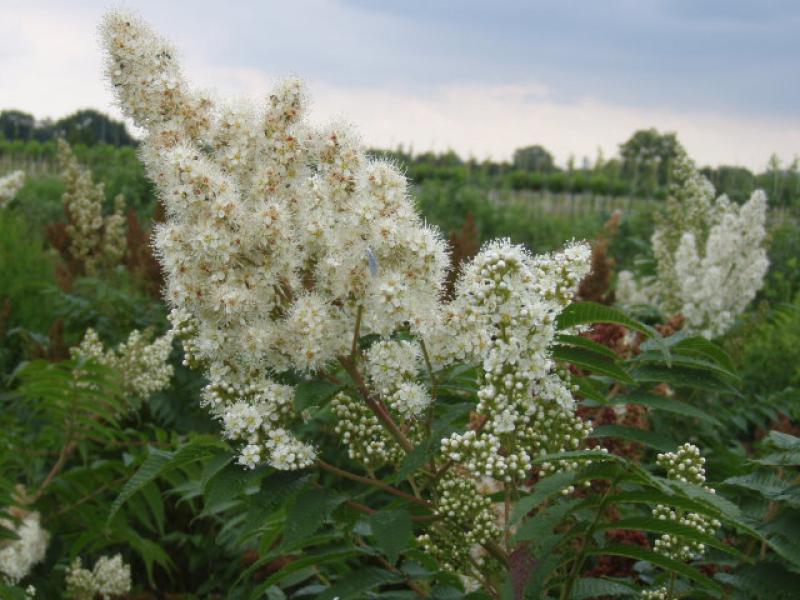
[556,302,656,338]
[629,351,738,380]
[294,380,343,412]
[107,448,173,526]
[552,346,634,384]
[672,336,735,373]
[670,481,750,523]
[753,450,800,467]
[609,394,719,425]
[248,547,367,599]
[317,566,399,600]
[596,517,749,560]
[590,424,676,452]
[611,488,762,540]
[531,450,671,491]
[107,436,224,525]
[140,481,166,535]
[201,463,250,516]
[369,509,412,564]
[586,544,722,592]
[715,562,800,600]
[514,497,583,543]
[523,532,569,598]
[512,471,576,524]
[627,364,737,393]
[556,334,620,359]
[723,472,798,504]
[765,534,800,568]
[570,578,637,599]
[766,431,800,450]
[0,582,28,600]
[282,487,346,548]
[572,375,609,404]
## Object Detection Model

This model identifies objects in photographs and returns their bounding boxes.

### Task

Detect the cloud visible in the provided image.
[0,0,797,170]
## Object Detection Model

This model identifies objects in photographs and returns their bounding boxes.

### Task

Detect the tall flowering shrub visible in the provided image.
[100,9,592,575]
[97,12,775,599]
[617,150,768,338]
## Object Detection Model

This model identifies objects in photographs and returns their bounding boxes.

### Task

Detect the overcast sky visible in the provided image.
[1,0,798,169]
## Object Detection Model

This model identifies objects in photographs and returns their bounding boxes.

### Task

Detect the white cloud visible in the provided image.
[185,66,799,170]
[1,2,797,171]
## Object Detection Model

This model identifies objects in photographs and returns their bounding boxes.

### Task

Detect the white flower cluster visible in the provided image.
[640,586,669,600]
[0,170,25,208]
[365,340,430,418]
[65,554,131,600]
[417,474,497,573]
[57,140,127,274]
[101,11,449,470]
[441,240,592,482]
[331,391,403,469]
[653,443,720,561]
[0,508,49,585]
[72,328,174,400]
[617,150,768,338]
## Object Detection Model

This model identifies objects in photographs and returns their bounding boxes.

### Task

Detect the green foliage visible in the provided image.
[369,509,413,564]
[726,300,800,398]
[415,181,605,252]
[760,219,800,304]
[0,210,57,358]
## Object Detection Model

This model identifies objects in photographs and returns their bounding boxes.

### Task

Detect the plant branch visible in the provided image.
[316,459,430,507]
[351,305,363,358]
[355,535,431,598]
[338,355,414,453]
[560,479,617,600]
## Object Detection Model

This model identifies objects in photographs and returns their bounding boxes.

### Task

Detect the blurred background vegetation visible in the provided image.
[3,107,799,396]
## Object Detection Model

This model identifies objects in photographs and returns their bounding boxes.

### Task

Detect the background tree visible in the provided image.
[512,144,556,172]
[0,110,36,141]
[619,128,682,195]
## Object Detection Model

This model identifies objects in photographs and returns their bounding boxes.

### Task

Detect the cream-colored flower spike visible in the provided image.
[100,11,591,483]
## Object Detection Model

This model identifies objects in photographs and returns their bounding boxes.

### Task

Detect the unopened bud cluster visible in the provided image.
[418,474,498,573]
[331,391,403,469]
[528,393,596,480]
[640,586,669,600]
[0,170,25,208]
[65,554,131,600]
[653,443,720,561]
[332,340,431,469]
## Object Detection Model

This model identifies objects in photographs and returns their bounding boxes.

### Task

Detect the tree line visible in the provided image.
[2,109,798,207]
